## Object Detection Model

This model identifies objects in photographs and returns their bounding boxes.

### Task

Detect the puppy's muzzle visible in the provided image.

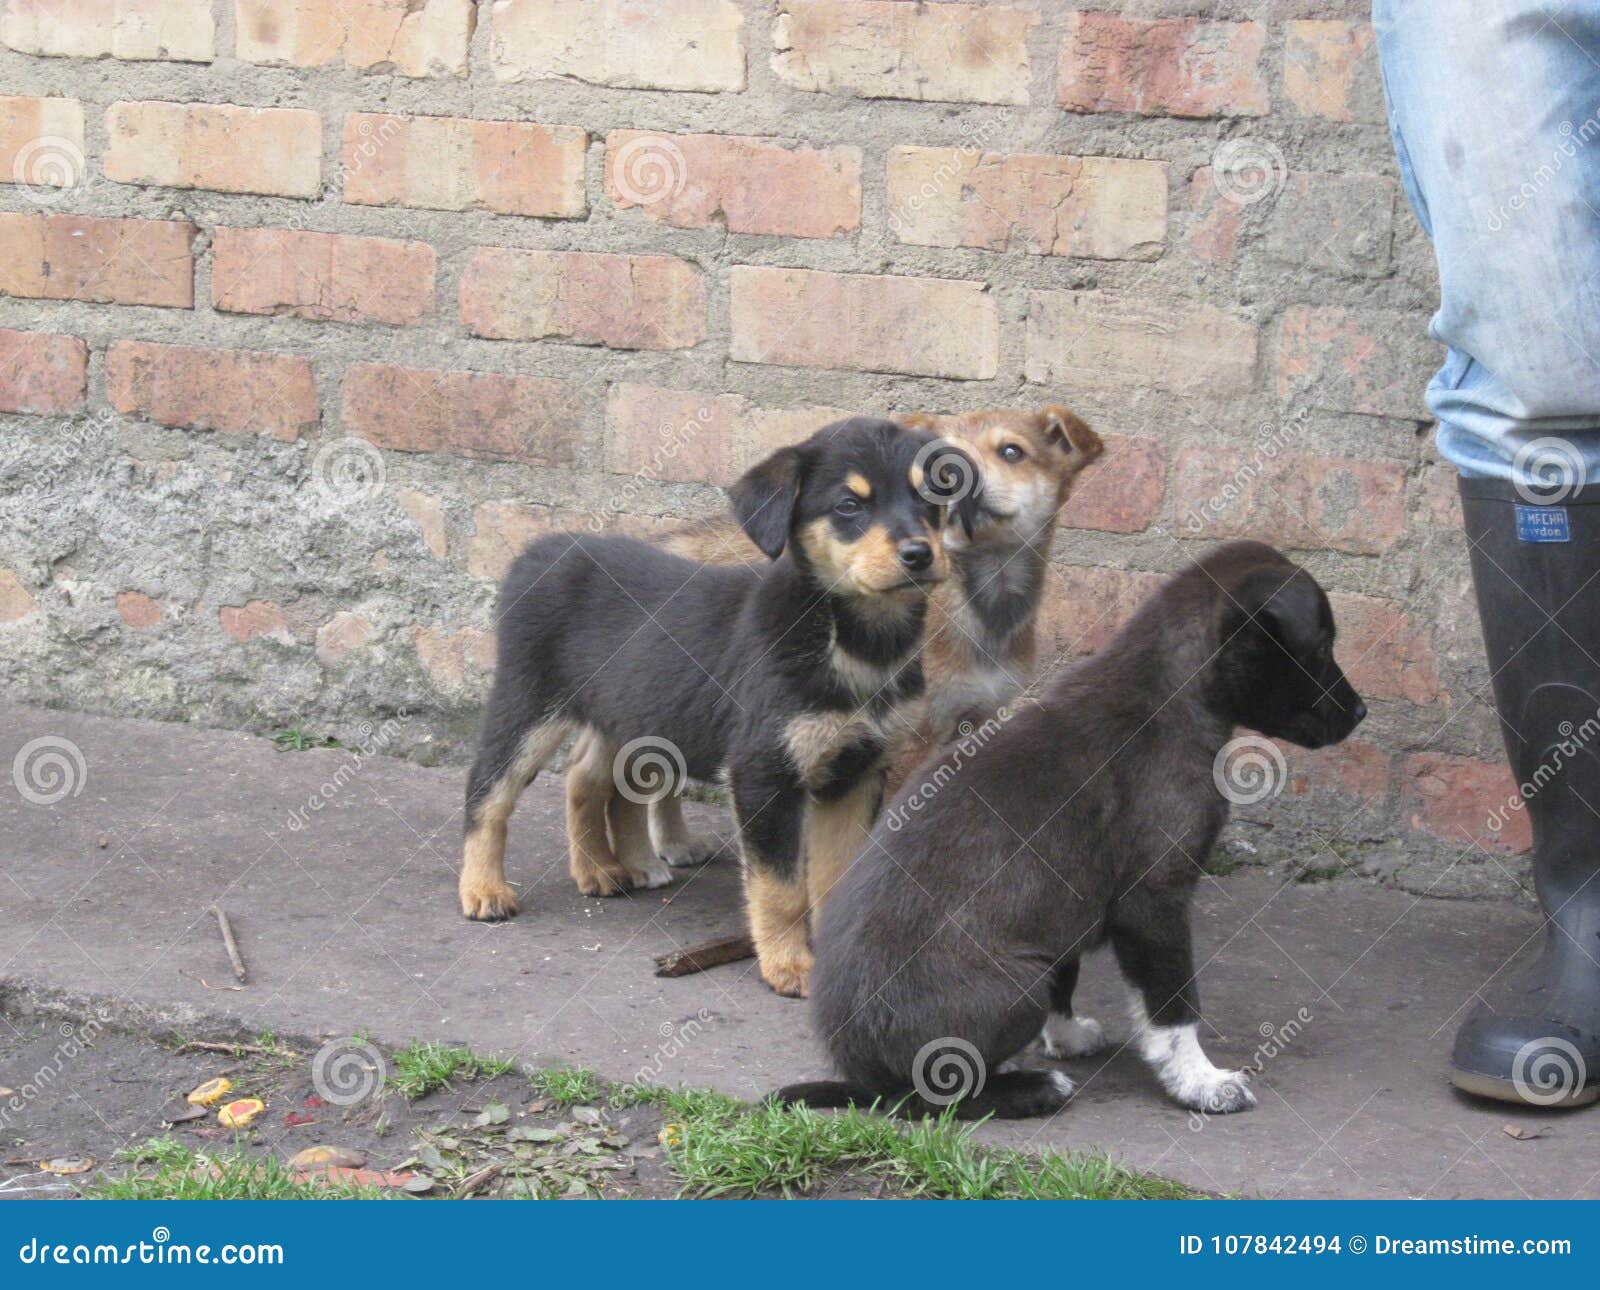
[897,539,934,573]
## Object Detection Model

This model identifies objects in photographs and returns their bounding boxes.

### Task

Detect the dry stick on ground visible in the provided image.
[212,905,248,984]
[653,933,754,977]
[172,1040,285,1058]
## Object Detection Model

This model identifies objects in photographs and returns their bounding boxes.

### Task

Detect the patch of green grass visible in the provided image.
[1203,844,1246,877]
[270,728,341,752]
[661,1098,1198,1200]
[93,1139,391,1200]
[388,1041,516,1098]
[529,1065,603,1106]
[1293,861,1346,884]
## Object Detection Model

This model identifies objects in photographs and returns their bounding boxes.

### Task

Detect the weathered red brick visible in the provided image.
[315,611,375,665]
[1026,291,1257,394]
[605,131,860,239]
[1286,737,1391,804]
[1,0,214,61]
[341,363,579,466]
[1284,20,1382,124]
[413,623,495,691]
[0,570,37,624]
[466,502,556,581]
[1404,752,1532,854]
[106,101,322,198]
[1187,166,1244,263]
[0,97,85,193]
[1172,444,1407,555]
[1036,565,1166,659]
[396,488,447,558]
[212,228,435,326]
[491,0,746,92]
[887,147,1166,261]
[604,384,850,488]
[1330,593,1441,707]
[0,212,194,307]
[460,248,705,351]
[236,0,475,77]
[1057,434,1165,534]
[0,328,87,415]
[730,266,998,380]
[342,113,586,219]
[773,1,1035,105]
[220,600,293,644]
[1058,13,1268,118]
[108,341,318,440]
[1276,306,1438,419]
[116,591,163,631]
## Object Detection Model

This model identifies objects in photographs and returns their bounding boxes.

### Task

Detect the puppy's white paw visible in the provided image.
[658,834,720,868]
[1040,1013,1107,1059]
[624,856,674,890]
[1168,1067,1256,1115]
[1045,1069,1077,1097]
[1135,1015,1257,1115]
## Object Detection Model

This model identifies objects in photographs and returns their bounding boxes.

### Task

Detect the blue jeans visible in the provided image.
[1374,1,1600,482]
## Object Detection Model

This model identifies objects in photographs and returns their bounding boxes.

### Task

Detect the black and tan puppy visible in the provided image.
[458,417,976,998]
[563,407,1104,896]
[777,541,1366,1118]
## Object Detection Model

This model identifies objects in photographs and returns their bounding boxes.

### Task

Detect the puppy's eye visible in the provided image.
[999,443,1027,463]
[835,495,863,517]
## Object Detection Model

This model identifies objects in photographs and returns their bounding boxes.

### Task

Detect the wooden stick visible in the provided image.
[653,933,755,978]
[173,1040,283,1058]
[212,906,248,984]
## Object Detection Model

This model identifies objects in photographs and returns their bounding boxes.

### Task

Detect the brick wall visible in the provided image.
[0,1,1525,896]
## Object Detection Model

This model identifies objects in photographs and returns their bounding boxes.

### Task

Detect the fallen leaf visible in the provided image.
[571,1106,602,1125]
[1503,1123,1551,1141]
[218,1098,265,1129]
[508,1125,563,1143]
[0,1087,14,1098]
[41,1156,94,1175]
[186,1077,232,1106]
[303,1095,325,1109]
[282,1112,315,1128]
[287,1146,367,1172]
[402,1174,435,1194]
[474,1102,510,1127]
[160,1099,207,1124]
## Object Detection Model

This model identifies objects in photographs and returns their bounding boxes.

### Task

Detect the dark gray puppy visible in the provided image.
[776,540,1366,1119]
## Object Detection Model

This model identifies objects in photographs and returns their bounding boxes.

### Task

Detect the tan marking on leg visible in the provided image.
[744,865,813,998]
[610,791,672,890]
[650,793,719,867]
[563,728,633,898]
[460,720,569,919]
[806,771,884,911]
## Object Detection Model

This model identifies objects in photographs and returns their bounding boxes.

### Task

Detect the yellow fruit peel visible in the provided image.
[186,1077,232,1106]
[218,1098,265,1129]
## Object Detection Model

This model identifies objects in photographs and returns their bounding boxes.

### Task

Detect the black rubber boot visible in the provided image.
[1450,476,1600,1107]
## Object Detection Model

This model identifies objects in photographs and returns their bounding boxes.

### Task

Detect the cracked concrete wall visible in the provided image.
[0,1,1527,899]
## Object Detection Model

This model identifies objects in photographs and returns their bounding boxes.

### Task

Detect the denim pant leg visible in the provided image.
[1373,1,1600,484]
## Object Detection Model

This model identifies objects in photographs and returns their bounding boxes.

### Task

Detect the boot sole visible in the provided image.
[1450,1066,1600,1108]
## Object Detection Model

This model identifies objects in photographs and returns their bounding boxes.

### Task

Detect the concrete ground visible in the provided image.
[0,699,1591,1200]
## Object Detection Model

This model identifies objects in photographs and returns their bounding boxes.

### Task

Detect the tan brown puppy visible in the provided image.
[563,408,1103,899]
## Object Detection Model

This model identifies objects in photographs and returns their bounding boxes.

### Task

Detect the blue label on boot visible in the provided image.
[1516,505,1571,542]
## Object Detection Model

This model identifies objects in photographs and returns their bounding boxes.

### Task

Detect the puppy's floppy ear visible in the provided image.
[1041,406,1104,465]
[1233,565,1317,650]
[729,445,804,559]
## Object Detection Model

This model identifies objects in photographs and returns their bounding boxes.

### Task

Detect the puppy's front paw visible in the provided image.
[460,879,519,921]
[570,863,631,898]
[1040,1013,1107,1059]
[759,951,812,999]
[658,833,720,868]
[1171,1068,1256,1115]
[625,855,675,890]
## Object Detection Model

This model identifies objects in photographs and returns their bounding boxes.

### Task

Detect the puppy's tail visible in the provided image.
[769,1079,879,1110]
[771,1070,1074,1121]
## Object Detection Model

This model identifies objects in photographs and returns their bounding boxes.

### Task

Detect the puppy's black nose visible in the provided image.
[1351,699,1368,725]
[897,539,933,572]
